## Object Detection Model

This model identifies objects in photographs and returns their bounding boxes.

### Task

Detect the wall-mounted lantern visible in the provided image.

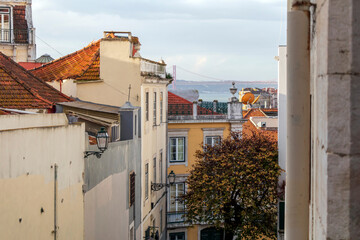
[84,127,109,158]
[151,170,176,191]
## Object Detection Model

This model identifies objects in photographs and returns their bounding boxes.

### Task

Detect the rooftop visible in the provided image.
[30,41,100,82]
[0,52,72,110]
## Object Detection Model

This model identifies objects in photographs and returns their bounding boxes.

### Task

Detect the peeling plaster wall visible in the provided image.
[0,114,85,240]
[310,0,360,239]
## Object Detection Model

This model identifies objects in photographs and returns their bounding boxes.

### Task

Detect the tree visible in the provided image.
[184,132,282,240]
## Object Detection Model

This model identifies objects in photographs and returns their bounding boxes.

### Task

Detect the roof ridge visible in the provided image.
[31,40,101,71]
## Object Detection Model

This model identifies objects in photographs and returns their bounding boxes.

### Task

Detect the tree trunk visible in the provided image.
[224,230,234,240]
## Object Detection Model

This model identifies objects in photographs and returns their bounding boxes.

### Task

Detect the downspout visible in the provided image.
[54,164,58,240]
[285,0,311,239]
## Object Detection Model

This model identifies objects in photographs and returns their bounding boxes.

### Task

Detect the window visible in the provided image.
[145,92,149,121]
[169,183,185,212]
[159,152,163,183]
[160,92,163,123]
[205,136,221,147]
[129,227,134,240]
[111,124,120,142]
[129,172,135,206]
[134,115,137,136]
[153,157,156,183]
[160,209,163,233]
[169,232,185,240]
[153,92,157,125]
[145,163,149,199]
[0,8,10,42]
[169,137,185,162]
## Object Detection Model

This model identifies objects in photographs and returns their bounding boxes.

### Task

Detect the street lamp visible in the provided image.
[151,170,176,191]
[84,127,109,158]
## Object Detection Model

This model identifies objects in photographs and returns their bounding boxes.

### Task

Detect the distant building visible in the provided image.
[166,90,245,239]
[0,0,36,62]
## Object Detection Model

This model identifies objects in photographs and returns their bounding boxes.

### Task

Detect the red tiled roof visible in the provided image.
[30,41,100,82]
[168,91,220,115]
[168,91,192,105]
[243,108,267,119]
[18,62,43,70]
[0,52,72,110]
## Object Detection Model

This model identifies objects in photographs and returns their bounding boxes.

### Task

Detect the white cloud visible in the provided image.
[32,0,287,82]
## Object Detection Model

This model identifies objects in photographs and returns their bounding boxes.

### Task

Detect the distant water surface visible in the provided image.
[172,81,278,102]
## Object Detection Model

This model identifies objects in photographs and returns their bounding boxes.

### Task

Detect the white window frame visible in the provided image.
[153,91,157,126]
[145,163,149,199]
[202,128,225,146]
[204,136,221,147]
[168,129,189,166]
[169,182,185,212]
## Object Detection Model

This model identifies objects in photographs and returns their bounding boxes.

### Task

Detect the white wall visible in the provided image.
[0,114,85,240]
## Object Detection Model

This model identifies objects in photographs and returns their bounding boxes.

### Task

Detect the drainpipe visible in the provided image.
[54,164,58,240]
[285,0,311,239]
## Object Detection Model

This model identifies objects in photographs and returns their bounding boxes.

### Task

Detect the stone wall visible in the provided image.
[310,0,360,239]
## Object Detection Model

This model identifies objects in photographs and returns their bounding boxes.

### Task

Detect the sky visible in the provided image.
[32,0,286,82]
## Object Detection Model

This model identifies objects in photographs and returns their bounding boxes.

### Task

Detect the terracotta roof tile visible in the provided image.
[30,41,100,82]
[0,52,72,110]
[18,62,43,70]
[168,91,220,115]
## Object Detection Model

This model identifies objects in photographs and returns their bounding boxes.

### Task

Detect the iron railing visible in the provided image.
[0,28,34,44]
[167,211,186,223]
[168,101,228,116]
[198,101,228,114]
[168,103,193,116]
[140,58,166,78]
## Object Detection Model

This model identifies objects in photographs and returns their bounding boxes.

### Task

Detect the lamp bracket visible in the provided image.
[84,151,103,159]
[151,182,169,191]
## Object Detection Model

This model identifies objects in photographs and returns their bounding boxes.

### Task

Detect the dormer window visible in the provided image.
[0,8,10,42]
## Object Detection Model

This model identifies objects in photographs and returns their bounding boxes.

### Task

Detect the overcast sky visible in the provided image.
[32,0,286,82]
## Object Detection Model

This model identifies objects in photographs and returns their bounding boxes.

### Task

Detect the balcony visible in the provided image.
[0,28,34,44]
[140,58,166,78]
[167,211,186,224]
[168,101,228,121]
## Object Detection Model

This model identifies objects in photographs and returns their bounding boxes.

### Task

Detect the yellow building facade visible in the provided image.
[167,92,244,240]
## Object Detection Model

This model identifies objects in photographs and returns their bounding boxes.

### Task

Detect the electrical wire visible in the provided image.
[103,81,139,102]
[35,34,64,56]
[176,66,225,81]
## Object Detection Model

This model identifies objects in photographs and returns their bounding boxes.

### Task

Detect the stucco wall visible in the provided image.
[141,83,168,240]
[84,138,141,240]
[310,0,360,239]
[76,39,142,107]
[47,79,77,98]
[167,122,231,174]
[0,114,85,240]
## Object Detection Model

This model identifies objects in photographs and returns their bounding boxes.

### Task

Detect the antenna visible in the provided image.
[128,84,131,102]
[173,65,176,90]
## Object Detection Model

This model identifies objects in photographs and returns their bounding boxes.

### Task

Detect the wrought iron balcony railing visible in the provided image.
[168,101,228,117]
[0,28,34,44]
[167,211,186,223]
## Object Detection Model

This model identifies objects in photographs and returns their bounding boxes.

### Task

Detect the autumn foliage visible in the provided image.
[184,132,282,240]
